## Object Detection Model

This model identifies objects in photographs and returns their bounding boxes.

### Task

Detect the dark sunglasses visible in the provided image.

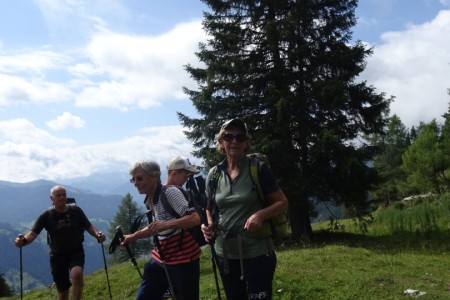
[222,133,248,142]
[129,175,145,183]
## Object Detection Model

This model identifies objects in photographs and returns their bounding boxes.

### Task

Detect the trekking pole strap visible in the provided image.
[219,229,246,280]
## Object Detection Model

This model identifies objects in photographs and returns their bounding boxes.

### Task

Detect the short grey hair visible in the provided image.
[129,160,161,177]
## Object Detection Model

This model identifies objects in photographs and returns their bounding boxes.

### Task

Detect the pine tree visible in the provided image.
[369,115,410,206]
[402,120,448,195]
[180,0,391,240]
[0,274,13,297]
[107,193,151,262]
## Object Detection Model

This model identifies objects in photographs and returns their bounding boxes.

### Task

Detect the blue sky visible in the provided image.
[1,0,450,183]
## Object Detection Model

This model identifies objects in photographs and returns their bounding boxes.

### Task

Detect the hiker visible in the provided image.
[166,155,200,186]
[122,160,202,300]
[14,185,105,300]
[202,118,288,300]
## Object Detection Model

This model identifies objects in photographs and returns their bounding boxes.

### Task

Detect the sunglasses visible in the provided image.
[129,175,145,183]
[222,133,248,142]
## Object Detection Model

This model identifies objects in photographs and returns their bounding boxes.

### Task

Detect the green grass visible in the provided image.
[6,197,450,299]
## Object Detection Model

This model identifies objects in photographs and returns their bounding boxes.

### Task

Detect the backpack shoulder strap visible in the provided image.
[131,195,153,234]
[160,185,184,218]
[248,156,269,206]
[209,166,221,193]
[208,165,222,223]
[130,211,150,234]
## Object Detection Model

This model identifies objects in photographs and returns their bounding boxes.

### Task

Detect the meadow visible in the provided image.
[6,196,450,299]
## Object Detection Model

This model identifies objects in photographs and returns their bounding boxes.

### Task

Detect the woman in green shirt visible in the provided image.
[202,119,288,300]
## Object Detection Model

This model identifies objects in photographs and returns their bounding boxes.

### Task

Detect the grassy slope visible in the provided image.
[6,199,450,299]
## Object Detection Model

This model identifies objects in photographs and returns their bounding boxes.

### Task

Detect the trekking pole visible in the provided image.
[191,175,222,300]
[100,242,113,300]
[115,226,143,278]
[208,238,222,300]
[18,234,24,300]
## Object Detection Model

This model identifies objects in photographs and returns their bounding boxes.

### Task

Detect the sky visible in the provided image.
[1,0,450,183]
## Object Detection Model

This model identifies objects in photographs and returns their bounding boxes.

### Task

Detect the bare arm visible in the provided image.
[87,224,106,243]
[244,188,288,233]
[123,212,200,244]
[166,211,201,229]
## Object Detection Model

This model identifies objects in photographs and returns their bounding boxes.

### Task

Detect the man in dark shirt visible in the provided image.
[14,185,105,300]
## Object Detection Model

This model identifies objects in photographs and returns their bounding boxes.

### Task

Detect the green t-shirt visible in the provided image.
[206,157,274,259]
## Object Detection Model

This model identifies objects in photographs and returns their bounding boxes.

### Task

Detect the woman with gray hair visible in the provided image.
[122,160,201,300]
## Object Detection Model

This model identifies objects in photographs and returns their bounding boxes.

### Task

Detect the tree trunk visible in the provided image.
[289,195,312,242]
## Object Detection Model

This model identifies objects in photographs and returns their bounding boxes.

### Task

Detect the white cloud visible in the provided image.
[0,7,207,182]
[0,50,74,105]
[46,112,86,130]
[0,119,197,182]
[71,20,206,109]
[0,118,75,145]
[33,0,119,40]
[0,50,69,74]
[361,10,450,128]
[0,20,206,110]
[0,73,73,105]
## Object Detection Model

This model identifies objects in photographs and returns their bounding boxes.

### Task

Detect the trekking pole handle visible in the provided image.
[116,226,139,267]
[96,231,106,243]
[18,234,27,246]
[201,223,216,243]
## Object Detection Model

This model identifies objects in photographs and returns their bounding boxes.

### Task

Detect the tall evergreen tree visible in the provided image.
[440,100,450,191]
[179,0,391,240]
[107,193,150,262]
[369,114,410,206]
[402,120,449,194]
[0,274,13,297]
[442,100,450,137]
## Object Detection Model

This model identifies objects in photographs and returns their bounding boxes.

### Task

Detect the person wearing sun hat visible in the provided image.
[166,156,200,186]
[202,118,289,300]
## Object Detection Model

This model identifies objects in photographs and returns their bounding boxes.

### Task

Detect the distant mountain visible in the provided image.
[59,170,167,203]
[0,179,124,227]
[59,171,132,195]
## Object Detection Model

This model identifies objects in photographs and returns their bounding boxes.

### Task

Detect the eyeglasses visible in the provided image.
[129,175,145,183]
[222,133,248,143]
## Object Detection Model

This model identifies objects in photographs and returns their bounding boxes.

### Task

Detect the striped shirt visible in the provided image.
[149,185,202,265]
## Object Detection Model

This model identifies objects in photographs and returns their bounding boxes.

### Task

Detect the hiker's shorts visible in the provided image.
[216,251,277,299]
[136,258,200,300]
[49,249,85,292]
